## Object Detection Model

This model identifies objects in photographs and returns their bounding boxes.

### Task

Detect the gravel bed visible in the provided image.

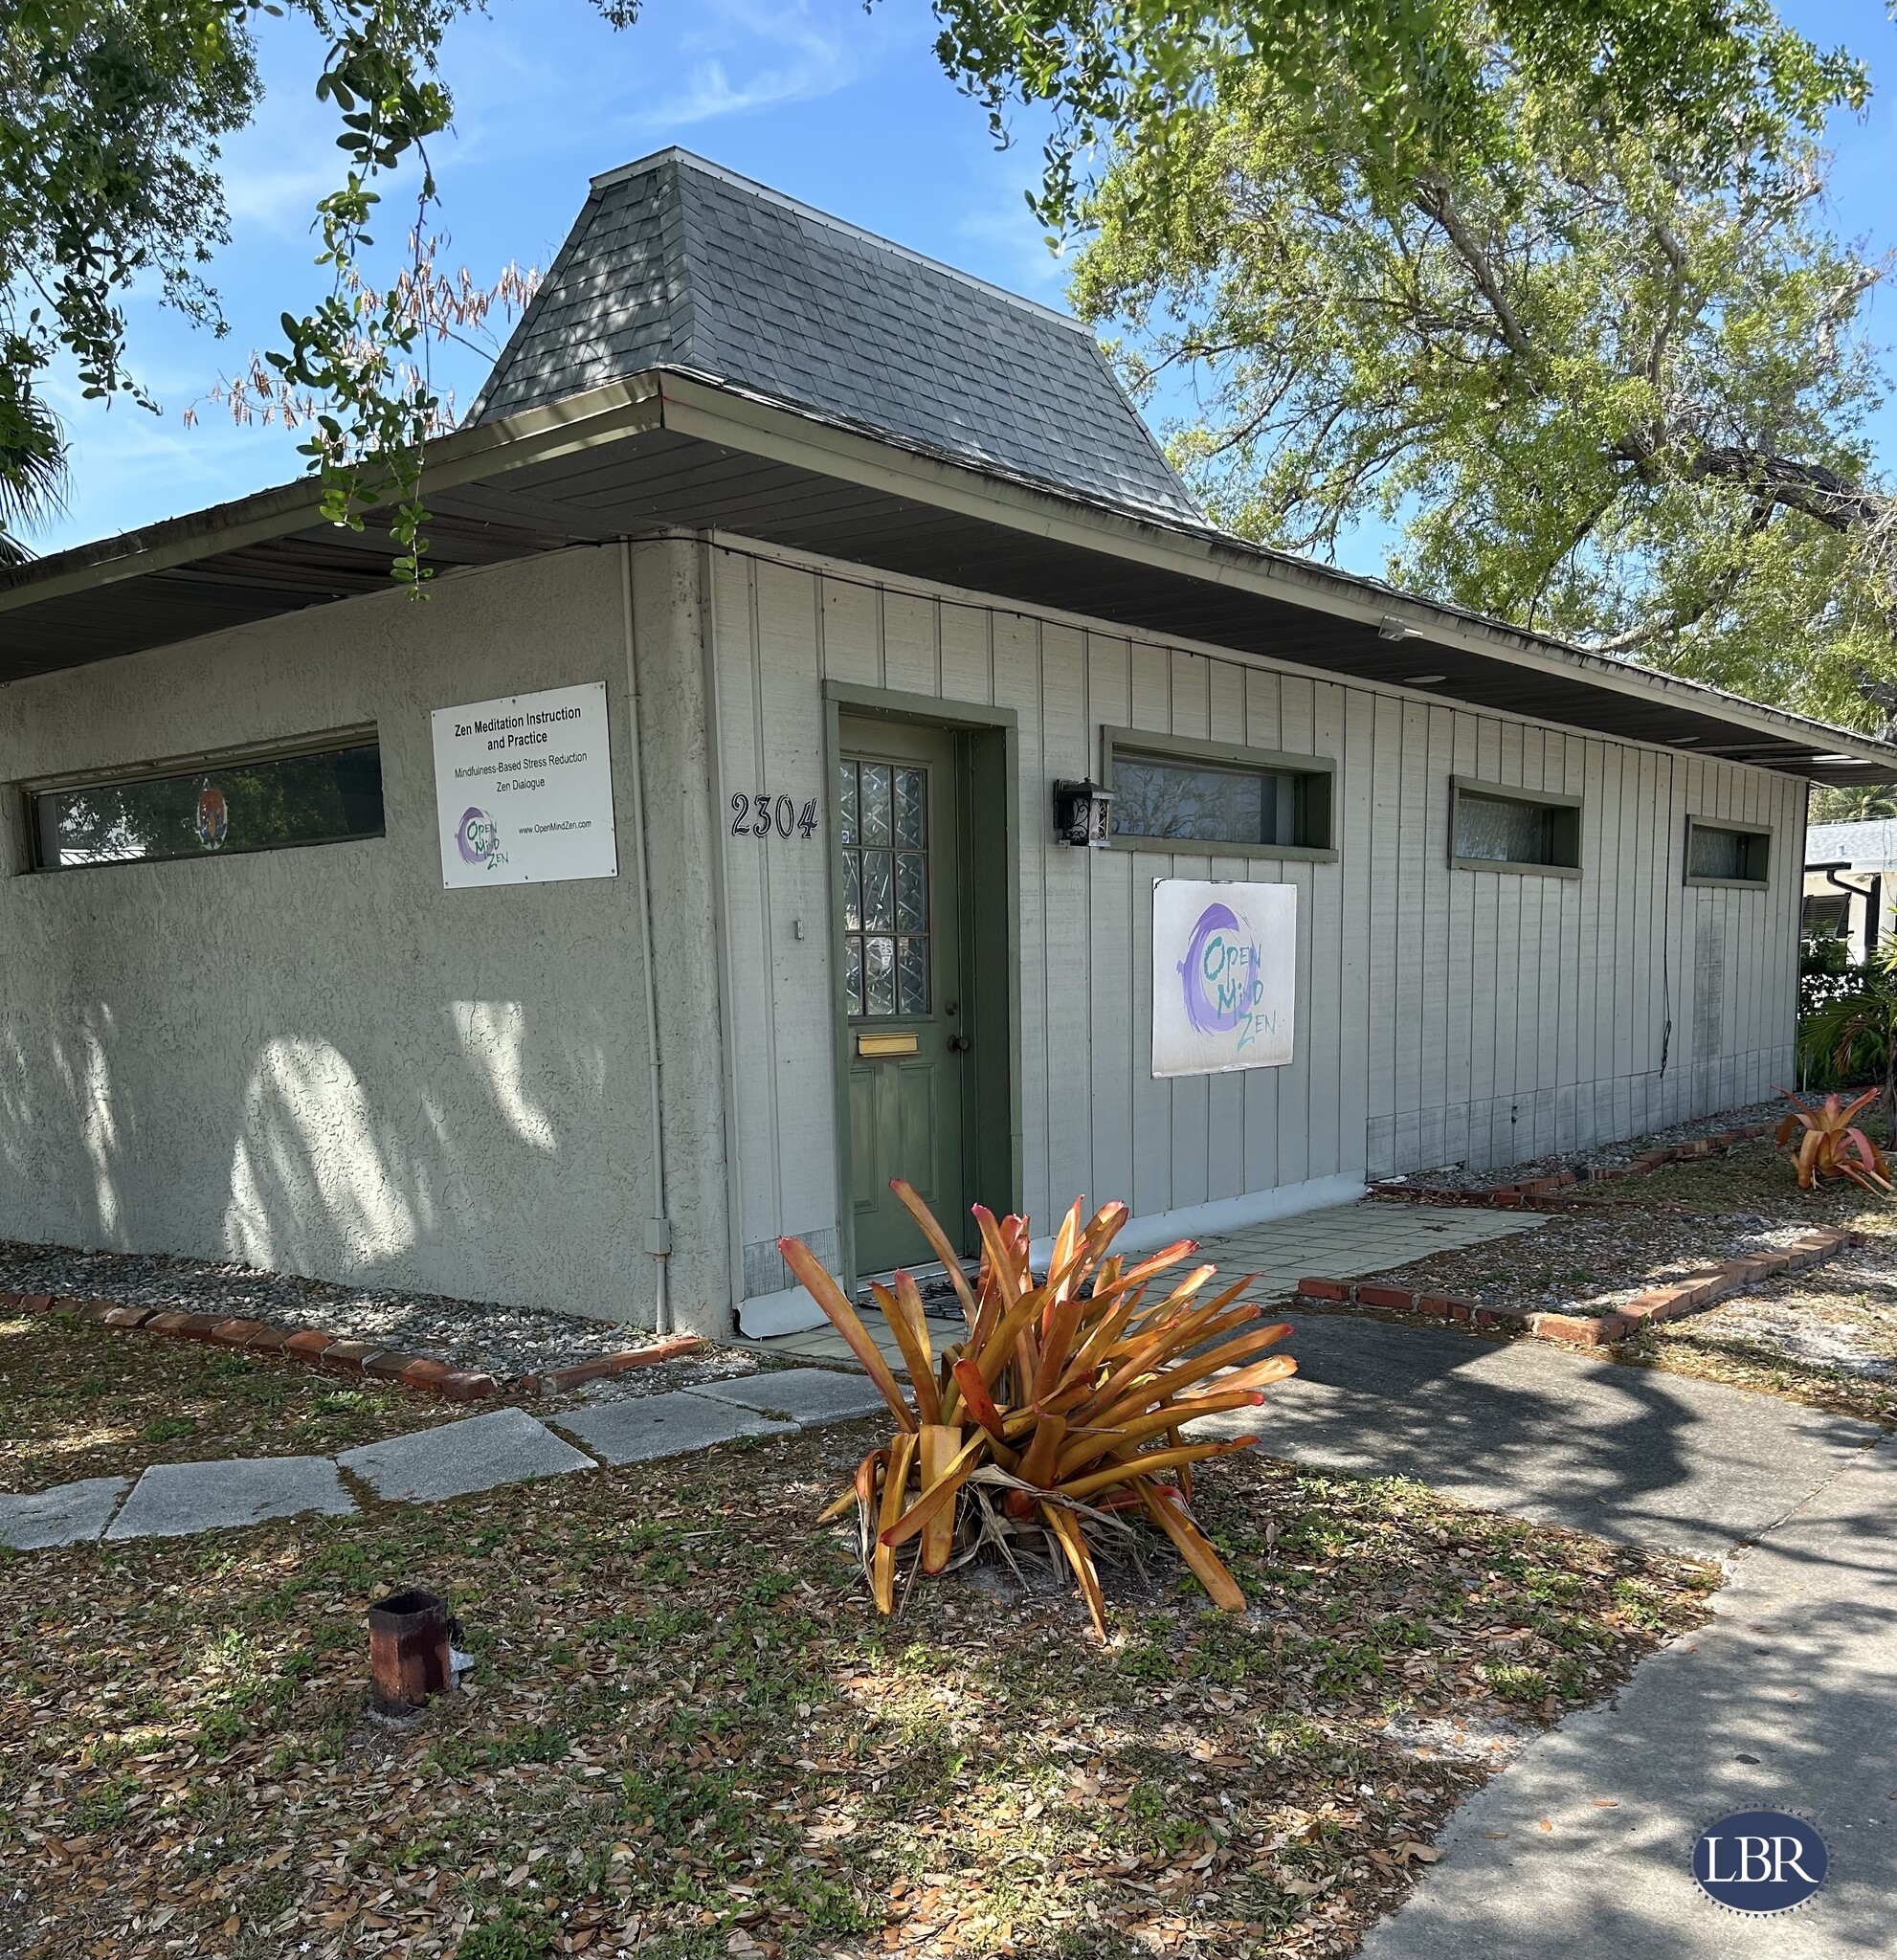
[1367,1209,1829,1320]
[0,1236,728,1382]
[1376,1097,1788,1192]
[1679,1245,1897,1381]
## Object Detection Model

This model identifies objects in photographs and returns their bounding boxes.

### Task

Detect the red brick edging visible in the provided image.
[1368,1123,1777,1211]
[1294,1225,1862,1350]
[0,1289,702,1401]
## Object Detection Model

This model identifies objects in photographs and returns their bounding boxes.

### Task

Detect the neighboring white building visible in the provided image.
[1804,818,1897,961]
[4,150,1894,1339]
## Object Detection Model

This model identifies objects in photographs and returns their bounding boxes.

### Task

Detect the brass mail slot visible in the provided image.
[857,1031,920,1058]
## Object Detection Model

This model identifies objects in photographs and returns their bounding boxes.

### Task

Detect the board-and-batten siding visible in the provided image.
[702,540,1800,1302]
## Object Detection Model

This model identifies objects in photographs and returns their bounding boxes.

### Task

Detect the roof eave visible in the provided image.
[649,369,1897,779]
[4,363,1892,783]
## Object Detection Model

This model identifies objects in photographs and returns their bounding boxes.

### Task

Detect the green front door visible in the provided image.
[837,716,968,1275]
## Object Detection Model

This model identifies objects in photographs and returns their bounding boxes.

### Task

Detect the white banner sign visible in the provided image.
[1150,879,1297,1078]
[431,681,618,888]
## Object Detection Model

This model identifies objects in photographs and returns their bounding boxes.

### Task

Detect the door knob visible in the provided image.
[947,1034,971,1053]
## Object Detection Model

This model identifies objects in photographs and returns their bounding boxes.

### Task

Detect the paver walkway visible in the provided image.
[762,1199,1540,1371]
[0,1370,880,1550]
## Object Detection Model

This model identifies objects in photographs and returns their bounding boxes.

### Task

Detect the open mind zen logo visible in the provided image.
[1692,1810,1829,1917]
[457,806,505,870]
[1178,902,1276,1053]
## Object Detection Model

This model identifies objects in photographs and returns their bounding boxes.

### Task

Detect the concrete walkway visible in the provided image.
[1188,1312,1894,1955]
[1359,1437,1897,1959]
[0,1370,887,1550]
[1194,1307,1882,1556]
[764,1199,1540,1372]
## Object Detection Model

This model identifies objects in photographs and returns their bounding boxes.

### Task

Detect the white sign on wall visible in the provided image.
[1150,878,1297,1078]
[431,681,618,888]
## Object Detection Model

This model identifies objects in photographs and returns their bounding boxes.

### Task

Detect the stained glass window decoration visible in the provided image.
[839,757,929,1018]
[33,742,384,871]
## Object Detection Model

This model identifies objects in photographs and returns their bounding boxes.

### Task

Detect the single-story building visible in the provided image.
[5,149,1895,1338]
[1804,817,1897,961]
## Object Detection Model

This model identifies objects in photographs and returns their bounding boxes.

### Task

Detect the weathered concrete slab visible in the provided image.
[337,1405,594,1503]
[104,1456,353,1540]
[689,1368,888,1426]
[552,1390,796,1467]
[1189,1308,1883,1558]
[1360,1437,1897,1960]
[0,1476,129,1550]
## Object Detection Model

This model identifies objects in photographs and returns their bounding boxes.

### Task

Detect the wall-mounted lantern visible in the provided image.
[1053,778,1113,848]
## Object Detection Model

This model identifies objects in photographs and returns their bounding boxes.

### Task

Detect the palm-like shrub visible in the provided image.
[1774,1087,1892,1194]
[778,1183,1295,1637]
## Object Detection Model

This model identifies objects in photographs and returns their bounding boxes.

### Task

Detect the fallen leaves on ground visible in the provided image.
[0,1424,1718,1959]
[0,1309,468,1493]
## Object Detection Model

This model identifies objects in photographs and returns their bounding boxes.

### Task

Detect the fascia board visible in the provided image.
[0,378,665,617]
[653,371,1897,772]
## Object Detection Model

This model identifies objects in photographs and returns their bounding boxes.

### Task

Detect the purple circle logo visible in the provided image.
[457,806,502,868]
[1179,902,1262,1035]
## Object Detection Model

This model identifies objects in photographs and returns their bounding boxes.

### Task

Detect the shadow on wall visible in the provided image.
[0,1006,128,1240]
[225,1036,423,1274]
[0,994,643,1316]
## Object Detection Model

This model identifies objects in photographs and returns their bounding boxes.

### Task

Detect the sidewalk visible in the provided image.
[0,1369,885,1550]
[1185,1309,1893,1952]
[1358,1437,1897,1958]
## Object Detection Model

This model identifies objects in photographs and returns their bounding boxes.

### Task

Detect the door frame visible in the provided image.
[822,680,1021,1293]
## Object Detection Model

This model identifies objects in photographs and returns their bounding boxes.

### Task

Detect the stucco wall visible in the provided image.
[704,534,1803,1308]
[0,545,668,1325]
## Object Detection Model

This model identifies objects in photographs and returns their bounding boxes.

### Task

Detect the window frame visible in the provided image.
[1684,816,1772,889]
[1097,726,1338,861]
[1449,774,1584,879]
[21,724,385,875]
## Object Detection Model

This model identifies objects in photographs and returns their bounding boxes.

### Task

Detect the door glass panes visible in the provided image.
[839,758,929,1017]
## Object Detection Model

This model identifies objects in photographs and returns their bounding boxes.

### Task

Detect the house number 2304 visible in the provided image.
[730,791,818,841]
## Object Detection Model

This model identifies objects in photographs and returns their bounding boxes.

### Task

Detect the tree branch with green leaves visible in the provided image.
[939,0,1897,726]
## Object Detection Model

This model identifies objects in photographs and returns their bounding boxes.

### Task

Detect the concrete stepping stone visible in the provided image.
[552,1390,796,1467]
[105,1456,353,1541]
[0,1476,130,1551]
[338,1406,593,1503]
[688,1368,889,1426]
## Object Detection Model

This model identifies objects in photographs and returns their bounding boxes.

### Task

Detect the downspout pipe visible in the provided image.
[621,541,671,1337]
[1814,861,1882,962]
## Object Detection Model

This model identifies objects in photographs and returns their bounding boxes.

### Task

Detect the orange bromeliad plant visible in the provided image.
[777,1181,1296,1637]
[1774,1086,1893,1194]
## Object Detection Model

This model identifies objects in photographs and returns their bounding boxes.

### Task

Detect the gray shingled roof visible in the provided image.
[467,149,1201,524]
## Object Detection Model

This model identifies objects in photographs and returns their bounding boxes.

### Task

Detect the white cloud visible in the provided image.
[450,0,902,158]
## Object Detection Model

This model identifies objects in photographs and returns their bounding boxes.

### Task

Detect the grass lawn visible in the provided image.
[0,1425,1717,1960]
[0,1305,466,1494]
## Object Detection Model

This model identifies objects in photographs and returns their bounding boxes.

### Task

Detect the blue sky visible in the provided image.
[31,0,1897,572]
